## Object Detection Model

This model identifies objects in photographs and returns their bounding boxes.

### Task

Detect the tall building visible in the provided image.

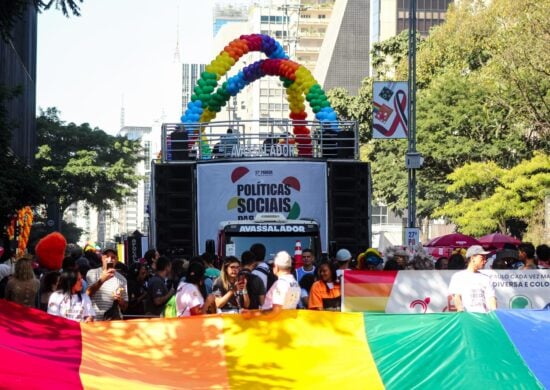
[117,126,153,236]
[296,1,335,72]
[314,0,371,94]
[181,63,207,115]
[0,5,37,165]
[213,3,249,36]
[383,0,454,39]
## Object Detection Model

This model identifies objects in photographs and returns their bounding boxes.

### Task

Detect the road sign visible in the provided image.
[405,228,420,248]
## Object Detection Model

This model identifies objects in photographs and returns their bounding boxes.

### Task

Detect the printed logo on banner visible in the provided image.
[409,297,431,313]
[226,166,302,220]
[509,295,531,309]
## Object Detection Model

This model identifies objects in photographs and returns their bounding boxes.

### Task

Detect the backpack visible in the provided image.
[163,294,178,318]
[255,266,277,291]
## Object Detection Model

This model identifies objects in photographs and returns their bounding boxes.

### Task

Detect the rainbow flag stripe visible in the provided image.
[0,300,548,389]
[342,271,397,312]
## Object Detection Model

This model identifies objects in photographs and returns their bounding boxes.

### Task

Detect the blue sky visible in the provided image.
[37,0,216,134]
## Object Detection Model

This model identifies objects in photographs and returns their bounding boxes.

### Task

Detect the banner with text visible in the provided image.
[342,270,550,313]
[372,81,409,139]
[196,161,328,254]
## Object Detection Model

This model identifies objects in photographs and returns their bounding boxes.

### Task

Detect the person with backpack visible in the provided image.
[145,256,174,316]
[240,250,266,309]
[250,243,277,291]
[174,262,216,317]
[242,251,301,319]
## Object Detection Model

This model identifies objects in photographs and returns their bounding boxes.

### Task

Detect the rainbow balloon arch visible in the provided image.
[180,34,340,158]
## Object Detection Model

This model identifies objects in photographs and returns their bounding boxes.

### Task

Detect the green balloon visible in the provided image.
[198,79,207,87]
[191,94,199,102]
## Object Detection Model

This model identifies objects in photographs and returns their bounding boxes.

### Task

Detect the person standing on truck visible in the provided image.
[294,248,316,284]
[220,128,238,157]
[212,257,249,313]
[242,251,301,319]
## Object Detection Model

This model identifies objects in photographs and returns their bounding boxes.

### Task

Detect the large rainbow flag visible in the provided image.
[0,300,548,389]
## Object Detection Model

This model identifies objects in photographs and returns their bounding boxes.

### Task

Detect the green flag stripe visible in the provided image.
[364,312,543,390]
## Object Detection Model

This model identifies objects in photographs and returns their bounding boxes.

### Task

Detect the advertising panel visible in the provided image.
[372,81,409,139]
[196,161,328,254]
[342,270,550,313]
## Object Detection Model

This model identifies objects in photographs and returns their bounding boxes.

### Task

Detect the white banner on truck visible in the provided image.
[385,270,550,313]
[196,161,328,254]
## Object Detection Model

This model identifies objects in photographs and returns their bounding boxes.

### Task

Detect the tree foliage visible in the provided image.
[327,78,373,143]
[328,0,549,235]
[35,108,143,213]
[435,153,550,237]
[0,0,83,41]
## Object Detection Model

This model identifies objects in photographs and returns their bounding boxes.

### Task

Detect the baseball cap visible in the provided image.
[465,245,490,259]
[274,251,292,268]
[336,248,352,262]
[102,247,117,256]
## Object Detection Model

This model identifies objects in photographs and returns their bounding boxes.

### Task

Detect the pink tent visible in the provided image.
[425,233,481,248]
[478,233,521,250]
[424,233,481,259]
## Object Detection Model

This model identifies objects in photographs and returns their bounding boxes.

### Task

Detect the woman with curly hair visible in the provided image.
[5,255,40,308]
[308,262,341,311]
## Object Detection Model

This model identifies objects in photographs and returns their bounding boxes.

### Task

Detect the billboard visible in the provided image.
[196,161,328,254]
[372,81,409,139]
[342,269,550,313]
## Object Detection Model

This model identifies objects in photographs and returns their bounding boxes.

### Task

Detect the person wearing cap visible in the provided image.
[86,248,128,320]
[335,248,352,281]
[448,245,496,313]
[242,251,300,319]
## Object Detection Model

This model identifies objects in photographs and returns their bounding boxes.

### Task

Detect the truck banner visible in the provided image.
[196,161,328,254]
[342,269,550,313]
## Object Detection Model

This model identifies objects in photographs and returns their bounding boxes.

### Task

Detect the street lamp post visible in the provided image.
[406,0,422,245]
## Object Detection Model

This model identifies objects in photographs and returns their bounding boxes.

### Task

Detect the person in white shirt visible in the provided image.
[176,262,216,317]
[242,251,300,319]
[448,245,497,313]
[48,270,95,322]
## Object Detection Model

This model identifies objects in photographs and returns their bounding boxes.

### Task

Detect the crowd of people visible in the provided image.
[0,239,548,322]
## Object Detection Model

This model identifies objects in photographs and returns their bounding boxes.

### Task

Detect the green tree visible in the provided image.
[435,153,550,237]
[327,0,549,236]
[327,77,373,143]
[0,0,84,41]
[35,108,143,214]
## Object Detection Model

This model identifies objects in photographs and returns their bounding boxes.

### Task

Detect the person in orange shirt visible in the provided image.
[308,262,341,311]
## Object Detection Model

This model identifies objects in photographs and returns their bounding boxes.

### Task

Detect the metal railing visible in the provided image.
[161,119,359,162]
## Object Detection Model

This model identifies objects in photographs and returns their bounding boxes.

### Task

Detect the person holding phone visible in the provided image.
[212,257,250,313]
[86,248,128,320]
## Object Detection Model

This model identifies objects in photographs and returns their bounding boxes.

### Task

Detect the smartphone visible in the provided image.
[106,262,115,270]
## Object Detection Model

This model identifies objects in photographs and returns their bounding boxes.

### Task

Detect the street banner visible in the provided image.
[342,269,550,313]
[196,161,328,254]
[372,81,408,139]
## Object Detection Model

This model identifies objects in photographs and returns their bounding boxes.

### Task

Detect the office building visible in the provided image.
[0,5,37,165]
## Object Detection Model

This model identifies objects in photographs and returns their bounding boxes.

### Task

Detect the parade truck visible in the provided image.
[149,119,372,261]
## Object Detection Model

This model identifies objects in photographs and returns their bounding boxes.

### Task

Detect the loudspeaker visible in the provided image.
[327,161,371,258]
[154,163,196,256]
